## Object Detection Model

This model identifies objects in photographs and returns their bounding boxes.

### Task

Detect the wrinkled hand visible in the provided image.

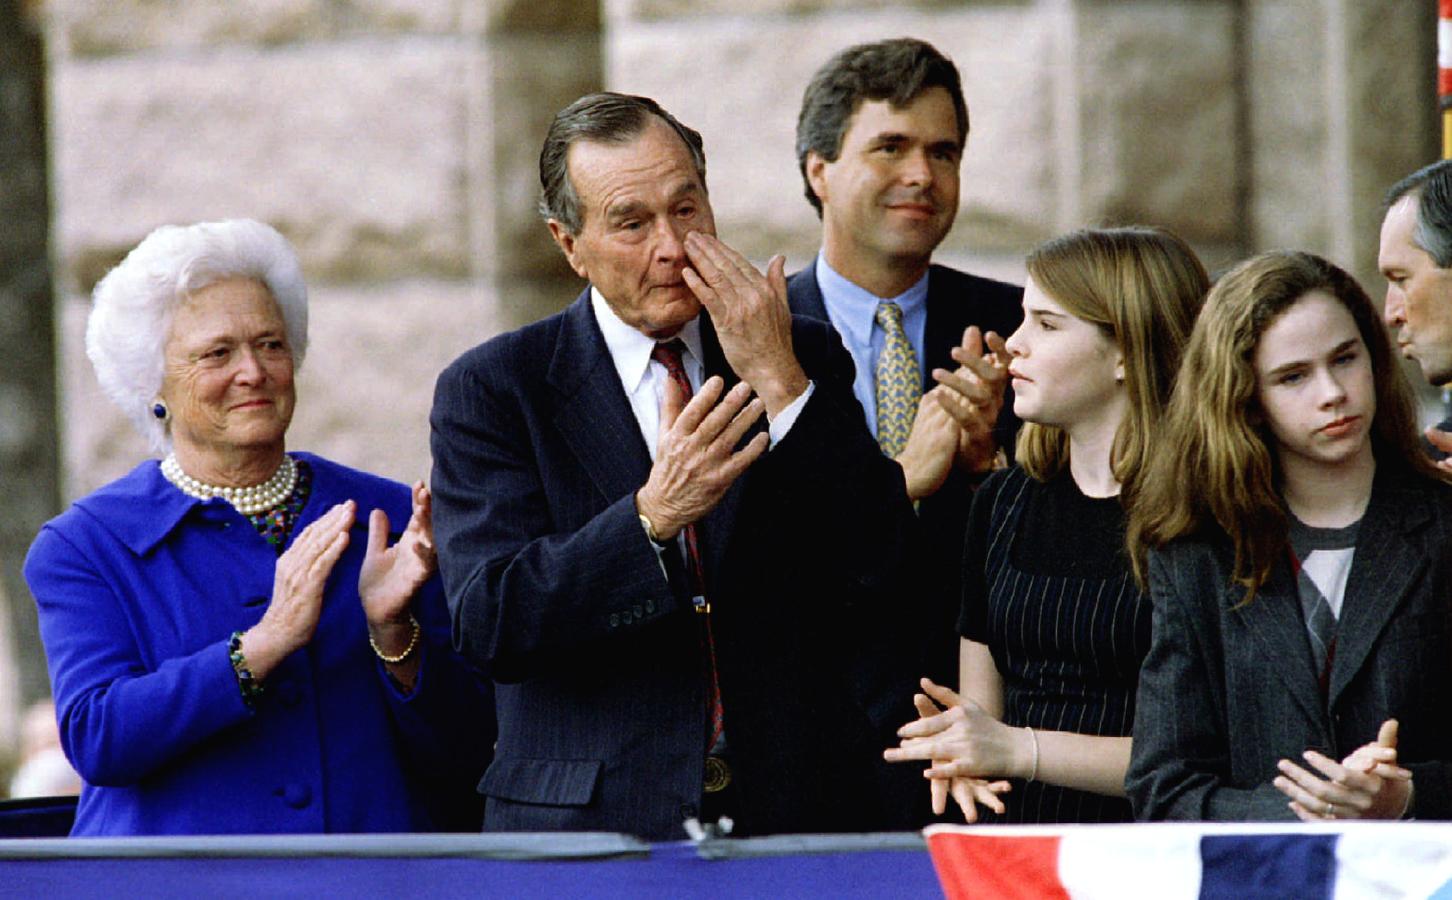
[883,679,1014,821]
[1426,427,1452,474]
[243,501,355,679]
[637,374,768,540]
[359,481,437,640]
[934,329,1010,473]
[682,232,808,416]
[1275,719,1412,821]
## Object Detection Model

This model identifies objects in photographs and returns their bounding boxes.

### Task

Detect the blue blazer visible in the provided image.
[24,452,495,835]
[430,290,916,840]
[1127,464,1452,820]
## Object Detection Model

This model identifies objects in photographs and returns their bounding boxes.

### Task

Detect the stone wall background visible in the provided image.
[0,0,1440,759]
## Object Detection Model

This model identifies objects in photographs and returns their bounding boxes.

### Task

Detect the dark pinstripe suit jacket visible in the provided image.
[429,288,916,840]
[1127,465,1452,820]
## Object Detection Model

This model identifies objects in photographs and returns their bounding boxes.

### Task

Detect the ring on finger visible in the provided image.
[1324,801,1334,817]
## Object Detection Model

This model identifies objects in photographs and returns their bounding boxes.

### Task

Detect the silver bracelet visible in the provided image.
[1025,726,1040,782]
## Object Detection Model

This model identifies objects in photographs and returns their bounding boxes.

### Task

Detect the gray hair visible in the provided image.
[537,92,708,235]
[86,219,309,454]
[1385,159,1452,268]
[796,38,968,217]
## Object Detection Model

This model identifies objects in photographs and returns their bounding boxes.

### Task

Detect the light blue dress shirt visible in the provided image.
[814,254,929,442]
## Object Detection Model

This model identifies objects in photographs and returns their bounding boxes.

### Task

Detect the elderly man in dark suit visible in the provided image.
[786,39,1024,825]
[430,92,915,840]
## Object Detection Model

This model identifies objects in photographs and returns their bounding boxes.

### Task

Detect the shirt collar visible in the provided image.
[590,286,704,392]
[814,254,930,341]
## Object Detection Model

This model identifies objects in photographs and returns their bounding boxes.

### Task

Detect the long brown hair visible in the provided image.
[1127,250,1444,600]
[1016,226,1209,507]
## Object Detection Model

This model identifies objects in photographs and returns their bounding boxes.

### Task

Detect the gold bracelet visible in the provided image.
[369,615,421,664]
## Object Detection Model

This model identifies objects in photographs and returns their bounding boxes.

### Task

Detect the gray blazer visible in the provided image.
[1127,465,1452,820]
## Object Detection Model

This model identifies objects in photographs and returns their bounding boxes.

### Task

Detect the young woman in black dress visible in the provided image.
[884,226,1208,823]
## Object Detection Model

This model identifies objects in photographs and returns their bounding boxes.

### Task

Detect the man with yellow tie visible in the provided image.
[786,37,1025,826]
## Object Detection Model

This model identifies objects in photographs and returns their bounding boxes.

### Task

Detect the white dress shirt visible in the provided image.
[590,287,812,459]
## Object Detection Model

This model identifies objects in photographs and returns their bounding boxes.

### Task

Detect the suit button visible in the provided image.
[679,803,697,819]
[621,612,633,625]
[645,600,656,614]
[608,614,619,628]
[633,605,643,618]
[281,783,312,809]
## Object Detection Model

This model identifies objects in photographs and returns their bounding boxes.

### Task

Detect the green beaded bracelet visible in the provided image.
[228,631,264,709]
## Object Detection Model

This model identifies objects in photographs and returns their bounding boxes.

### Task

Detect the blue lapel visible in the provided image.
[545,289,653,504]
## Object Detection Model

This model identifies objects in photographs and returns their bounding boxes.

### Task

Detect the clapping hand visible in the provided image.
[359,481,437,635]
[1426,427,1452,474]
[934,327,1011,473]
[884,679,1013,821]
[244,500,356,679]
[635,375,768,541]
[1274,719,1412,821]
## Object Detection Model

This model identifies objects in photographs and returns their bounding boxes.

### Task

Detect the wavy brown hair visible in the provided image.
[1015,226,1210,508]
[1126,250,1444,601]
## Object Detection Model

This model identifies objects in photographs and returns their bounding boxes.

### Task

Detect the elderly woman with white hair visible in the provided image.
[24,219,494,835]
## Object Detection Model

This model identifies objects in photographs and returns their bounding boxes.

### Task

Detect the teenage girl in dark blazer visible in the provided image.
[1126,251,1452,821]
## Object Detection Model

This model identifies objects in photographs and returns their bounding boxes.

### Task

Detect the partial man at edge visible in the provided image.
[1379,159,1452,460]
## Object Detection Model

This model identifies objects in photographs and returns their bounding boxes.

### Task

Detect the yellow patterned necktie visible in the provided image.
[874,301,921,457]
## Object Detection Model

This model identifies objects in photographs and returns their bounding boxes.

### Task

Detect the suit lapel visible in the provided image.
[1328,478,1431,709]
[1231,560,1326,724]
[695,314,761,588]
[786,260,830,321]
[922,265,961,384]
[547,290,653,503]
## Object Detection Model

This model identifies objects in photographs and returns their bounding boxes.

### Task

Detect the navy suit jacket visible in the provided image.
[1127,465,1452,820]
[787,261,1022,827]
[787,263,1023,684]
[430,289,916,840]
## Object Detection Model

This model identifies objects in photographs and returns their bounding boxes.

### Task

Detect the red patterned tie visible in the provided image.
[651,340,725,751]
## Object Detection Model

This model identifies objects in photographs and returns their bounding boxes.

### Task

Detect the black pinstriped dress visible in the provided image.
[957,466,1151,824]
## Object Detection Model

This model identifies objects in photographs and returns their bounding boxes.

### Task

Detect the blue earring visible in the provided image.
[152,401,169,422]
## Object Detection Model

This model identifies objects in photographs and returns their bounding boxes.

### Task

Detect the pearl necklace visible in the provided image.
[160,453,298,515]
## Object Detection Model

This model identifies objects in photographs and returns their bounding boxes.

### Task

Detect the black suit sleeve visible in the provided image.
[429,352,682,683]
[752,319,917,598]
